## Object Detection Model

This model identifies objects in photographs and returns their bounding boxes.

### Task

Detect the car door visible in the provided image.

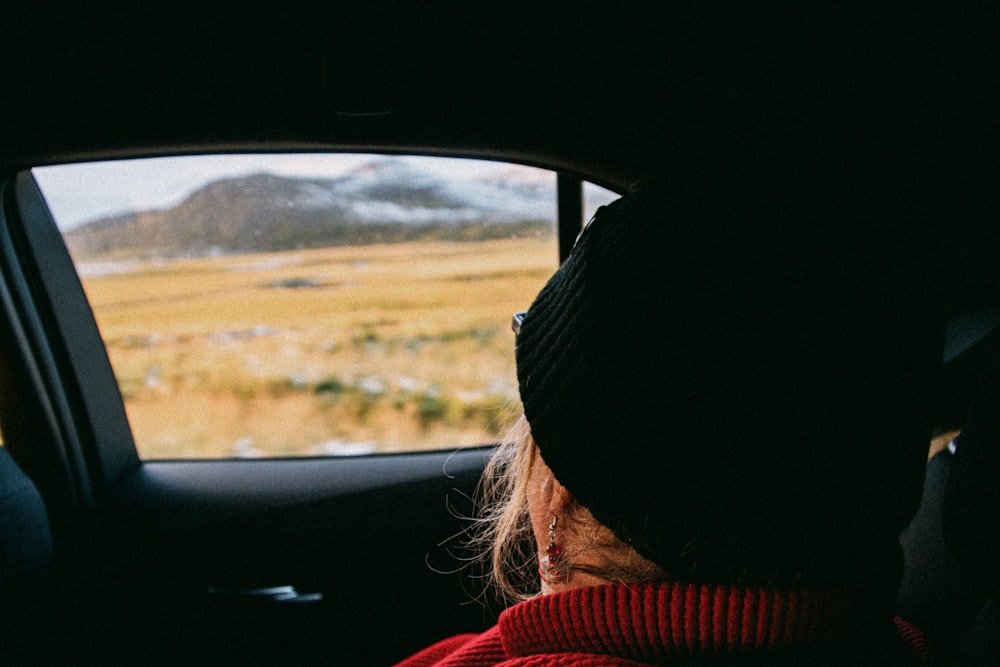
[0,156,610,663]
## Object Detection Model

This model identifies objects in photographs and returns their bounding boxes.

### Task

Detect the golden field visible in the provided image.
[77,237,557,459]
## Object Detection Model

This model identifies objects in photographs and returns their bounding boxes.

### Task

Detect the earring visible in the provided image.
[539,515,565,584]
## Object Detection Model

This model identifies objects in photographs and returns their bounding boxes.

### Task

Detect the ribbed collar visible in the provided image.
[499,582,869,662]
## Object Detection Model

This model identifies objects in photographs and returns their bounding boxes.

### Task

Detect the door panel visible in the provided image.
[69,451,493,663]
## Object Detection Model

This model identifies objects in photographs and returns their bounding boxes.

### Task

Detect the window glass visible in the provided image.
[33,155,601,459]
[584,180,619,221]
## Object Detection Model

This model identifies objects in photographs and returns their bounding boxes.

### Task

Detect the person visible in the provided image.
[396,185,937,665]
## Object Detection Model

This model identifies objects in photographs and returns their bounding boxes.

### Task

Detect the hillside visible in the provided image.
[63,159,554,259]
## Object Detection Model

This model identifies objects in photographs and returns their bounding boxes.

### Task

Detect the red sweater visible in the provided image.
[395,582,931,666]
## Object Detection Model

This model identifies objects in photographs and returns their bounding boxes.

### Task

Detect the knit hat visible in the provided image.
[515,184,937,585]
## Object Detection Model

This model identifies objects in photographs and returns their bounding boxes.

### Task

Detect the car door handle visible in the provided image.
[208,585,323,603]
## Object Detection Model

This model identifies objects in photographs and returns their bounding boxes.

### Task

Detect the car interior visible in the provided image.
[1,5,998,664]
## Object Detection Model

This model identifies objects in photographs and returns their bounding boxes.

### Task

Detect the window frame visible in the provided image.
[0,157,599,519]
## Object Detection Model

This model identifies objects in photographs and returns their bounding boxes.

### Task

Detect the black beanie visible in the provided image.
[515,185,937,585]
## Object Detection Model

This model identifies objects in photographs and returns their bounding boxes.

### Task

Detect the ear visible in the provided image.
[548,475,575,516]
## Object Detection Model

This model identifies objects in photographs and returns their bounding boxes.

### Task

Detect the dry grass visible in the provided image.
[77,237,556,458]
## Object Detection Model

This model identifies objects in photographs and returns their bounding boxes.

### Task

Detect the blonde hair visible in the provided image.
[467,415,539,603]
[469,414,666,604]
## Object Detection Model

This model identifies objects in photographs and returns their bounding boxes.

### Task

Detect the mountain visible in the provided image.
[63,158,555,259]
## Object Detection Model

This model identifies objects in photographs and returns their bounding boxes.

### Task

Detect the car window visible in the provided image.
[33,155,616,459]
[584,180,619,221]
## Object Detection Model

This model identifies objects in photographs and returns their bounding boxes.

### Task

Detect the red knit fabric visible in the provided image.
[893,617,933,664]
[499,583,854,660]
[394,582,931,666]
[399,628,507,667]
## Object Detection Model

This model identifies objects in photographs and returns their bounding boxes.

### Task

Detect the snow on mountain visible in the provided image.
[328,156,556,222]
[63,156,557,259]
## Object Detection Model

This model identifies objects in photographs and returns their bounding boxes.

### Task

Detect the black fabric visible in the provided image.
[516,185,938,584]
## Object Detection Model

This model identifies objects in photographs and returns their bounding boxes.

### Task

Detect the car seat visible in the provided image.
[897,379,1000,663]
[943,383,1000,663]
[0,446,54,661]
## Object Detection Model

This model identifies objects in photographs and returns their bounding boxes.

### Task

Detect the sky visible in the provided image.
[32,154,614,231]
